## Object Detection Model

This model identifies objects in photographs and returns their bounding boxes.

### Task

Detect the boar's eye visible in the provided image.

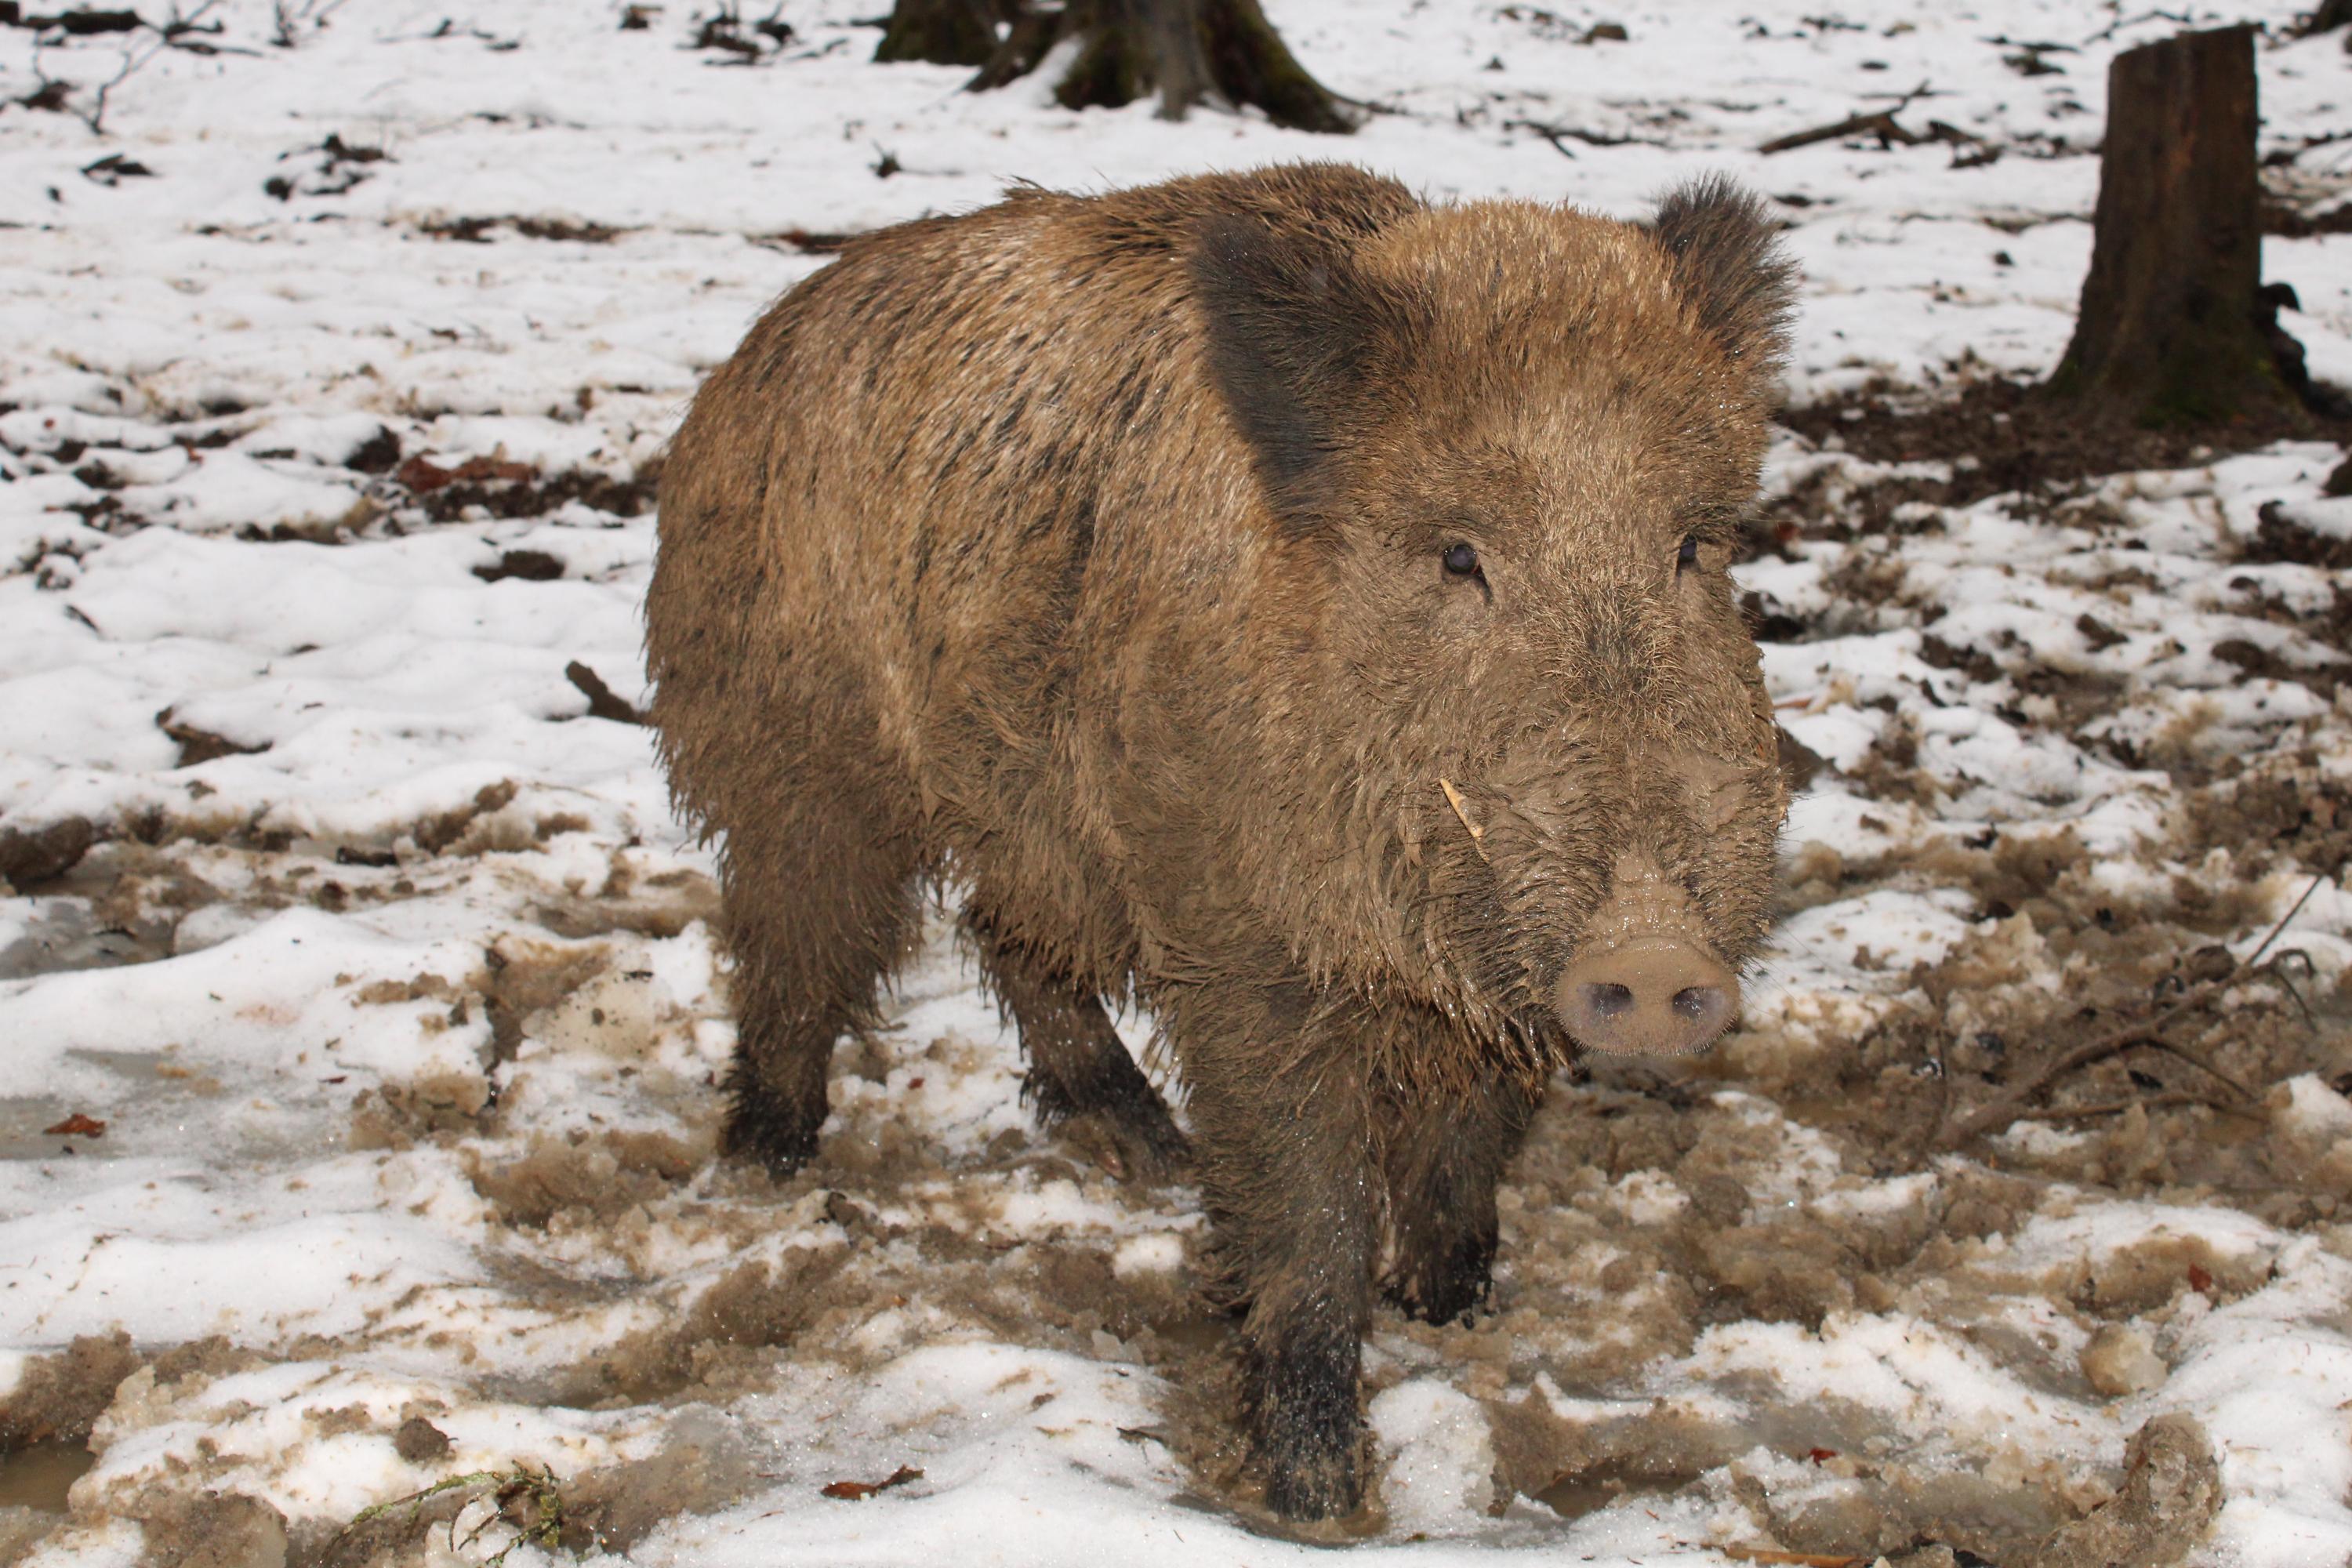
[1676,534,1699,574]
[1443,542,1481,578]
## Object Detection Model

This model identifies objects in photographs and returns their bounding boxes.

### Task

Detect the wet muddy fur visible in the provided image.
[648,162,1795,1519]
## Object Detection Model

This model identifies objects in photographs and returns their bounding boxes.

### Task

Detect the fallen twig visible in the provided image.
[1760,108,1923,154]
[2006,1091,2262,1126]
[1720,1547,1867,1568]
[2142,1035,2253,1101]
[1936,869,2331,1149]
[1504,117,1657,157]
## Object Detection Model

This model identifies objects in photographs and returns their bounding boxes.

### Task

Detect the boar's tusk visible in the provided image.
[1438,777,1491,864]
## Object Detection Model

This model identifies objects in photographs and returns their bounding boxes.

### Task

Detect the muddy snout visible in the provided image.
[1555,851,1740,1055]
[1556,938,1737,1054]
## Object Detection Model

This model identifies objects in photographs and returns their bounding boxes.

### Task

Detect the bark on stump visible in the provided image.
[2299,0,2350,37]
[879,0,1356,134]
[2048,25,2298,427]
[874,0,1011,67]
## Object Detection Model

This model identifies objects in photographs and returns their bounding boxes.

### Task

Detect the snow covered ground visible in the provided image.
[3,1,2352,1564]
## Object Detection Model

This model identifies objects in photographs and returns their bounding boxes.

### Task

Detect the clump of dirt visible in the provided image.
[130,1489,290,1568]
[472,547,565,583]
[346,1073,497,1149]
[566,1251,855,1405]
[557,1412,757,1553]
[156,706,270,768]
[413,780,523,855]
[0,815,96,891]
[477,935,608,1063]
[466,1130,701,1229]
[0,1332,141,1449]
[2183,759,2352,877]
[2024,1414,2220,1568]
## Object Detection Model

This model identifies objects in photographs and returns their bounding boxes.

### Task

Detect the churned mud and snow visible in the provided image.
[4,1,2352,1564]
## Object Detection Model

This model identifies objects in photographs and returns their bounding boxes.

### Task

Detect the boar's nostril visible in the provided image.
[1588,982,1635,1017]
[1556,941,1738,1057]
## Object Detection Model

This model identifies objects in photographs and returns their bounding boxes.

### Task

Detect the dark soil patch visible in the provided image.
[266,133,388,202]
[156,706,269,768]
[347,424,401,474]
[0,1332,140,1450]
[0,816,96,890]
[2245,497,2352,569]
[397,453,659,521]
[474,548,565,583]
[418,215,628,244]
[1778,376,2350,512]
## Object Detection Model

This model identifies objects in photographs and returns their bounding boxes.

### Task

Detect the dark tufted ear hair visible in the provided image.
[1188,213,1421,532]
[1649,176,1797,385]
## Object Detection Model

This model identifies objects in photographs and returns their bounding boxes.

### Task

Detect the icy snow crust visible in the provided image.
[3,1,2352,1564]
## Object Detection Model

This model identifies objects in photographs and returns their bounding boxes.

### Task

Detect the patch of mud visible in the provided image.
[0,1332,143,1450]
[0,1439,95,1512]
[557,1252,857,1406]
[465,1129,703,1229]
[0,817,96,892]
[1777,376,2350,514]
[134,1490,290,1568]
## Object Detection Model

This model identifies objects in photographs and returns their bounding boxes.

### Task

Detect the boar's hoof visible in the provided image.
[717,1094,823,1178]
[1051,1107,1195,1185]
[1387,1234,1497,1327]
[1264,1442,1363,1523]
[1557,939,1737,1056]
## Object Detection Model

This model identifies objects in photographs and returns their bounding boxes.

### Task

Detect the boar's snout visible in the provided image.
[1555,940,1737,1055]
[1554,850,1740,1055]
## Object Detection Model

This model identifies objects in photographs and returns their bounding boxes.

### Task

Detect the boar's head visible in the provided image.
[1188,176,1795,1065]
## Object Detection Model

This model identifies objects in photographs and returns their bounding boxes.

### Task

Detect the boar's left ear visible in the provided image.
[1189,215,1421,532]
[1648,177,1796,384]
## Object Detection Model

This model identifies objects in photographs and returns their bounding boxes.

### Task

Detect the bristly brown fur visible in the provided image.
[647,162,1796,1523]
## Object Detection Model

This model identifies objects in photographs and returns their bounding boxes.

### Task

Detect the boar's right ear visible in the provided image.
[1188,215,1415,531]
[1648,177,1796,384]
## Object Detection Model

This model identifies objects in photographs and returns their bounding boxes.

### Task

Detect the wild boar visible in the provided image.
[647,162,1794,1521]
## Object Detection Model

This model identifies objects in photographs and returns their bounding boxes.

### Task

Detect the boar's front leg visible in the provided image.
[967,916,1192,1182]
[1381,1075,1541,1326]
[1181,978,1379,1522]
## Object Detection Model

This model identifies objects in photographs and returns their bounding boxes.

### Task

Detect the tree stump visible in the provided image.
[2048,25,2299,427]
[879,0,1356,134]
[873,0,1010,67]
[2299,0,2350,37]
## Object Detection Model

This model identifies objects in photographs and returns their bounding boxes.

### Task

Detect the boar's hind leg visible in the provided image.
[969,921,1190,1182]
[1381,1076,1541,1326]
[716,806,922,1178]
[1185,994,1379,1521]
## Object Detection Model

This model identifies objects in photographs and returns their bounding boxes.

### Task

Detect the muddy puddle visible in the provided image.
[0,1441,92,1515]
[1536,1454,1703,1520]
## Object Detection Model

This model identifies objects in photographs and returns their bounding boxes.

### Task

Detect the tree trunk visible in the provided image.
[2299,0,2350,36]
[874,0,1013,66]
[2047,25,2299,427]
[905,0,1355,133]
